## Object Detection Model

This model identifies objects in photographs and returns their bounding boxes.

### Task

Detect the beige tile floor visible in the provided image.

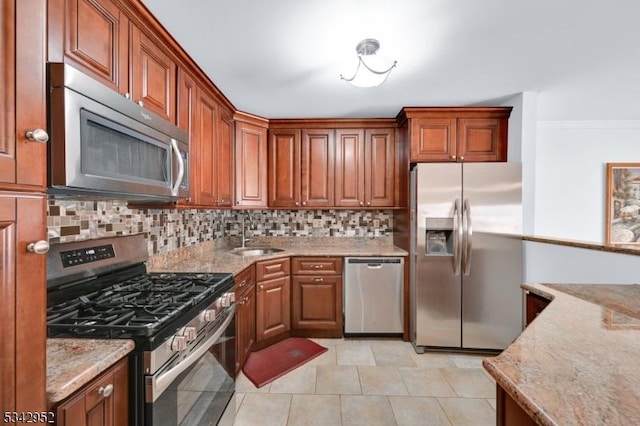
[234,338,497,426]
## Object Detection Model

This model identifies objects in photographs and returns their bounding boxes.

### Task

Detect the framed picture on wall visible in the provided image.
[606,162,640,245]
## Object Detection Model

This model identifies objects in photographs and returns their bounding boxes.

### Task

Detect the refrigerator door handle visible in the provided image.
[453,198,462,275]
[463,198,473,276]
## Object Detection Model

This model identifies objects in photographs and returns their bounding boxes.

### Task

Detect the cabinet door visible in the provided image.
[55,357,128,426]
[365,128,396,207]
[301,129,334,207]
[0,194,47,413]
[236,122,268,207]
[130,25,176,123]
[335,129,365,207]
[217,106,234,207]
[457,118,507,162]
[236,283,256,373]
[525,292,550,326]
[410,118,457,162]
[256,276,290,342]
[175,69,196,205]
[268,129,301,207]
[56,0,129,95]
[1,0,47,189]
[291,275,342,331]
[193,88,218,206]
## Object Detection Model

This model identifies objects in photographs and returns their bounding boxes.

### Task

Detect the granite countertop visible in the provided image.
[47,338,135,405]
[483,283,640,426]
[147,236,408,274]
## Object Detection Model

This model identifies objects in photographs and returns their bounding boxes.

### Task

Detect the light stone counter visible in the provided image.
[46,338,135,405]
[147,236,408,275]
[483,283,640,425]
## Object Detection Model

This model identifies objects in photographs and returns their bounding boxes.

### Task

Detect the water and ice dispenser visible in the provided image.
[424,218,454,255]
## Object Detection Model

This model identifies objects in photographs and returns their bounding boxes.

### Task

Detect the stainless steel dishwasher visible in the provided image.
[344,257,404,335]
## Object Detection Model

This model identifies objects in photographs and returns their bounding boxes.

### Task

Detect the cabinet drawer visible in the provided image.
[256,257,290,281]
[235,265,255,292]
[84,366,115,410]
[292,257,343,275]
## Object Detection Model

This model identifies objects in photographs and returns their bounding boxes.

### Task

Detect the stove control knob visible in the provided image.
[220,292,234,307]
[202,309,216,322]
[184,326,197,342]
[170,335,187,352]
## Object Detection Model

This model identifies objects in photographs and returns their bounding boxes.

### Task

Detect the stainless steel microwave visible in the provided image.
[47,63,189,201]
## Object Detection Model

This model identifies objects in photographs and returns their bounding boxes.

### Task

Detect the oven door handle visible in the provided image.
[146,306,235,403]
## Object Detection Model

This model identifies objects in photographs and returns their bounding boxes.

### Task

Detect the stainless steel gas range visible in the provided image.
[46,234,235,426]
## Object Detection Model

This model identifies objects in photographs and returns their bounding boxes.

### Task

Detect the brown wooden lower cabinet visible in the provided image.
[291,257,343,337]
[496,384,536,426]
[0,194,47,413]
[525,292,551,326]
[235,266,256,374]
[255,258,290,343]
[54,357,128,426]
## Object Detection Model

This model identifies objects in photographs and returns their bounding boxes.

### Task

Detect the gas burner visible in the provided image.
[47,271,234,338]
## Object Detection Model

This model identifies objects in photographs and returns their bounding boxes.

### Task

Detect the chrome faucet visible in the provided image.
[241,211,254,248]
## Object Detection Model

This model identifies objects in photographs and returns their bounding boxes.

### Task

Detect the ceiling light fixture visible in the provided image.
[340,38,397,88]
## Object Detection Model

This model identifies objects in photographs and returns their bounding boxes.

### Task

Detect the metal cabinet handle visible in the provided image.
[459,156,465,162]
[313,278,324,282]
[98,384,114,398]
[302,201,307,206]
[27,240,50,254]
[124,92,131,99]
[259,284,264,291]
[138,100,144,107]
[25,129,49,143]
[238,280,247,288]
[359,202,364,206]
[451,155,456,160]
[312,264,324,269]
[366,202,371,206]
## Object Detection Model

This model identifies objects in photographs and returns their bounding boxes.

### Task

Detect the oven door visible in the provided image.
[145,307,236,426]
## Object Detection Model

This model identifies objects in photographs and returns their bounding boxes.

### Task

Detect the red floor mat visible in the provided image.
[242,338,328,388]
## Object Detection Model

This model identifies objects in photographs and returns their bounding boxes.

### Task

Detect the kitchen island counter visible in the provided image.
[483,283,640,425]
[147,236,408,274]
[46,338,135,405]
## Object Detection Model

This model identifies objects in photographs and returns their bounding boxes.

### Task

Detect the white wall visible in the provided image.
[500,94,640,284]
[534,121,640,242]
[524,241,640,284]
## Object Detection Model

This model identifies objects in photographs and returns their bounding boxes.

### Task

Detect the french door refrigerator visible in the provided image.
[410,162,522,352]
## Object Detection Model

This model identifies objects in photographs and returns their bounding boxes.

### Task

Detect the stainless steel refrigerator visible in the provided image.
[410,163,523,352]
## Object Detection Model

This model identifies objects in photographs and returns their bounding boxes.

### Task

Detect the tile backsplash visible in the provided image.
[47,200,394,256]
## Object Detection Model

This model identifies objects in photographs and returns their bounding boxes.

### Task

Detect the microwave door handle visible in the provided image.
[170,138,184,197]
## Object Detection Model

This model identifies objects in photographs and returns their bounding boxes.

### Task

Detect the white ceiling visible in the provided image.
[142,0,640,121]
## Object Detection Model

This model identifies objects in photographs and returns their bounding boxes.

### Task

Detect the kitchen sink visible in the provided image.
[230,247,285,257]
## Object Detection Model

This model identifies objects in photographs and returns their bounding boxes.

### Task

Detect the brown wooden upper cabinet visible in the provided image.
[401,107,511,162]
[189,87,234,207]
[176,70,234,208]
[268,128,334,208]
[335,128,396,207]
[129,25,177,123]
[235,114,268,208]
[269,120,398,209]
[49,0,177,123]
[1,0,48,190]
